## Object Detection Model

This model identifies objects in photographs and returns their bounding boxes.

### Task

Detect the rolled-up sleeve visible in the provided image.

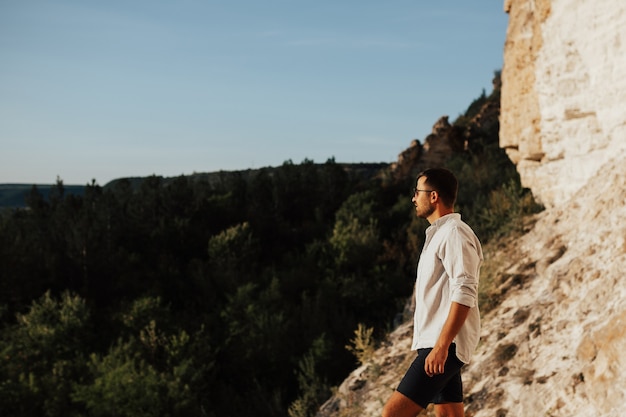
[441,225,482,308]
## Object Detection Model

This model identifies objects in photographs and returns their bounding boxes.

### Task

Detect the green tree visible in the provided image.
[330,190,381,269]
[207,222,260,294]
[73,296,215,417]
[0,291,91,417]
[288,335,332,417]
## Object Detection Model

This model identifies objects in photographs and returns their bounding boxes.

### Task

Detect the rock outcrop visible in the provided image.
[390,116,464,181]
[317,0,626,416]
[500,0,626,209]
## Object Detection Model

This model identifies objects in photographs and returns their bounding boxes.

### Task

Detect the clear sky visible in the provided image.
[1,1,508,185]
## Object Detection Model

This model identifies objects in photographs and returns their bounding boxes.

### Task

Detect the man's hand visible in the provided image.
[424,345,449,377]
[425,302,471,377]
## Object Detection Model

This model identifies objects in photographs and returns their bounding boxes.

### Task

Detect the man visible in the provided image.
[383,168,483,417]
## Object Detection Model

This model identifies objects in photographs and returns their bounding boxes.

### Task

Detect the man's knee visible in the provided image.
[382,391,423,417]
[381,395,398,417]
[434,402,464,417]
[381,401,393,417]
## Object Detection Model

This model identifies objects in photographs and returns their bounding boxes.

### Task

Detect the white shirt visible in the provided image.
[411,213,483,364]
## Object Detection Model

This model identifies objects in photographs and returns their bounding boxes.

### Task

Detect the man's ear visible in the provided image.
[430,191,438,203]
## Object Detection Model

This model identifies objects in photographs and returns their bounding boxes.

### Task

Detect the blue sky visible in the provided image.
[0,1,508,185]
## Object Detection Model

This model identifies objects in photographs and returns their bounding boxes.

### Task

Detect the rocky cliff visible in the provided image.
[316,1,626,416]
[500,0,626,209]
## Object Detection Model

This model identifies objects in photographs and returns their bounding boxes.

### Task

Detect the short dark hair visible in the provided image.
[417,168,458,207]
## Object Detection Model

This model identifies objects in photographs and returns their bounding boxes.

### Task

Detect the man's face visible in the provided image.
[412,176,435,219]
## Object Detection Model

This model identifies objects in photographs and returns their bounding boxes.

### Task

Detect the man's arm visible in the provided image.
[424,302,470,377]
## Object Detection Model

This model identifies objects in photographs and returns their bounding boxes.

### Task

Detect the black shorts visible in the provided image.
[396,343,465,409]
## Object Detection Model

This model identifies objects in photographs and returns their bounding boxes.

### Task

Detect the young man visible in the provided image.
[383,168,483,417]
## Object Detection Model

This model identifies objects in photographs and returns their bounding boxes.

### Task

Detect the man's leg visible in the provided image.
[433,402,464,417]
[382,390,423,417]
[386,345,465,417]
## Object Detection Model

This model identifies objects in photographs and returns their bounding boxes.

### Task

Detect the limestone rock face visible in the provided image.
[461,153,626,416]
[500,0,626,208]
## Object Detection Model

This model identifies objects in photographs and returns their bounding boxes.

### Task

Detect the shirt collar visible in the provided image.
[428,212,460,231]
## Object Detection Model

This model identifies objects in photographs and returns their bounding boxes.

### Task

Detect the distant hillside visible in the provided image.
[0,184,86,209]
[0,162,389,209]
[106,162,390,190]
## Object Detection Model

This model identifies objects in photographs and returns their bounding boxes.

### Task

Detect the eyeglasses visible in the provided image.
[413,188,434,196]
